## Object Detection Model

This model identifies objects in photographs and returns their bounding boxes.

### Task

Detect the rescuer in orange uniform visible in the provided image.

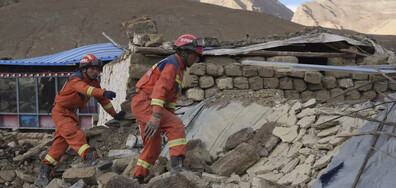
[34,54,125,187]
[131,34,204,183]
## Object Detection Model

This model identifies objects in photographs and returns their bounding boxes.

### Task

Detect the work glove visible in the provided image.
[114,111,126,120]
[103,90,116,100]
[144,113,161,138]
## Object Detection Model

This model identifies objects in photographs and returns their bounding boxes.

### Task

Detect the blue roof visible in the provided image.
[0,43,126,66]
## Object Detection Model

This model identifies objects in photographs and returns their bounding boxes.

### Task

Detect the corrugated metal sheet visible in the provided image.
[0,43,125,66]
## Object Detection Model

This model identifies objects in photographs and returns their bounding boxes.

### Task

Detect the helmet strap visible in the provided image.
[177,50,193,68]
[82,67,96,81]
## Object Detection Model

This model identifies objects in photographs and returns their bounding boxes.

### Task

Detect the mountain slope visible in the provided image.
[292,0,396,35]
[196,0,293,20]
[0,0,303,59]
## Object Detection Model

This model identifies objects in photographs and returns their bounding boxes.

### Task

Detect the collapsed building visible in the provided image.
[1,17,396,187]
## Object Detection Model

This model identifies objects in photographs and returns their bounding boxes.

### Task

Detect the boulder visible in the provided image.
[225,64,242,76]
[206,63,224,76]
[248,77,264,91]
[211,143,259,176]
[186,88,205,101]
[304,71,323,84]
[263,78,279,89]
[199,76,215,89]
[216,77,233,90]
[225,128,254,151]
[242,66,258,77]
[258,67,274,78]
[190,63,206,76]
[233,77,249,89]
[62,166,102,185]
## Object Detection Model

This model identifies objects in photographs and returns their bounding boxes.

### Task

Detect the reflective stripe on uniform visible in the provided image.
[168,138,187,148]
[78,144,91,156]
[45,154,58,166]
[152,63,158,70]
[165,102,176,109]
[151,99,165,107]
[175,75,181,84]
[136,159,153,170]
[103,102,113,110]
[87,86,94,96]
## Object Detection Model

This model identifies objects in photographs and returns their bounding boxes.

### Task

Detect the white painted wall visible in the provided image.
[97,56,131,126]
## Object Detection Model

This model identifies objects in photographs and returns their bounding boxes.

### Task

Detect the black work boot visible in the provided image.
[75,148,113,170]
[170,156,186,174]
[132,176,145,184]
[34,164,54,187]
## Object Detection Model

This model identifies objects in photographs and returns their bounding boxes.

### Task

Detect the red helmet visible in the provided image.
[79,54,103,69]
[174,34,204,55]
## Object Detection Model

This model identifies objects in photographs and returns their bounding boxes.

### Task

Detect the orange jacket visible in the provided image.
[136,54,186,113]
[55,70,116,116]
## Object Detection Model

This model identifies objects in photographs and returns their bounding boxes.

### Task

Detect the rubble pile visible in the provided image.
[0,96,382,187]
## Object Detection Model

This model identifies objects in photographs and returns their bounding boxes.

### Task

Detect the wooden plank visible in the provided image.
[244,50,356,58]
[340,48,369,57]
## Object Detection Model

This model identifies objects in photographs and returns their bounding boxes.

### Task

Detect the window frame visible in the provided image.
[0,73,100,129]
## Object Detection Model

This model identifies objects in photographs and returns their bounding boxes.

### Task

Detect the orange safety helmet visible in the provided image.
[174,34,204,55]
[79,54,103,69]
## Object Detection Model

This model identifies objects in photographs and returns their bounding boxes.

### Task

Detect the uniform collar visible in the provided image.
[175,54,185,70]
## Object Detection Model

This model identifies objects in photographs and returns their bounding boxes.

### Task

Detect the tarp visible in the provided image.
[312,94,396,188]
[161,102,272,158]
[204,33,370,56]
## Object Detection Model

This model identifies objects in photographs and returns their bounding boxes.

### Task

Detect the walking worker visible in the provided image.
[34,54,126,187]
[131,33,204,183]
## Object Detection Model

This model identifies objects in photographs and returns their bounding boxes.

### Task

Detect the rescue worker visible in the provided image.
[34,54,126,187]
[131,34,204,183]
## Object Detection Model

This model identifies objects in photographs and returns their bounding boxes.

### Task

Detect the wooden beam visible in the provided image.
[243,50,356,58]
[340,48,369,57]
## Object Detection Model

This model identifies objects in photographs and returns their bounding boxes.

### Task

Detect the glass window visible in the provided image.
[57,77,68,92]
[38,77,56,113]
[19,77,37,113]
[20,115,38,127]
[0,115,18,128]
[39,115,55,128]
[0,78,17,113]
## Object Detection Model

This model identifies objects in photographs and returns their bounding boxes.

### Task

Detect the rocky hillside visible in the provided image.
[292,0,396,36]
[0,0,303,59]
[192,0,293,20]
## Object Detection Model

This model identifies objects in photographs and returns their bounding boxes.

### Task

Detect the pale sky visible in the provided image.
[279,0,312,12]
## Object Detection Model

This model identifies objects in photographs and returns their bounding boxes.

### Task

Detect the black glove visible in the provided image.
[103,90,116,100]
[114,111,126,120]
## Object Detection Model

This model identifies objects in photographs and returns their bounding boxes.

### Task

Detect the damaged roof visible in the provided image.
[0,43,125,66]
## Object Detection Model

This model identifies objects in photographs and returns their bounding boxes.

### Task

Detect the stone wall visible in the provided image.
[182,57,394,103]
[99,53,394,124]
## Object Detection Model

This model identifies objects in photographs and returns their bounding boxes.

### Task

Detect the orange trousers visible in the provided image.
[131,92,186,177]
[43,104,91,166]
